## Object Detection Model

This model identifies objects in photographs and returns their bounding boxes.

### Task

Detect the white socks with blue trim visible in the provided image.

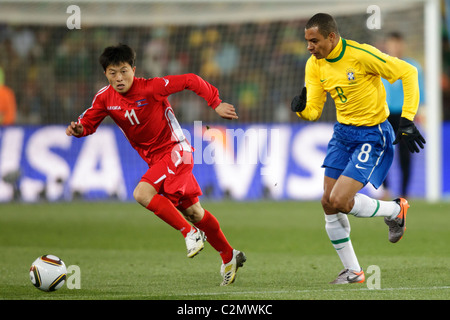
[349,193,400,220]
[325,213,361,272]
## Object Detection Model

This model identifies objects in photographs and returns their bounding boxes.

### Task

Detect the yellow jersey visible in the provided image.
[297,37,419,126]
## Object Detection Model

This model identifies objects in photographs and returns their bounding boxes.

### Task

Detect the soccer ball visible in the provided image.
[29,255,67,292]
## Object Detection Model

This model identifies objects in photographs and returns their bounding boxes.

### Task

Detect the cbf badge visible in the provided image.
[346,68,356,83]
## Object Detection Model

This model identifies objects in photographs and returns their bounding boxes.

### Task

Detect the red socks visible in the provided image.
[195,210,233,264]
[146,195,234,264]
[146,194,192,237]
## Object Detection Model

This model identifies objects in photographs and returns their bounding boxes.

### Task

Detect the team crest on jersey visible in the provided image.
[135,99,148,107]
[346,68,356,82]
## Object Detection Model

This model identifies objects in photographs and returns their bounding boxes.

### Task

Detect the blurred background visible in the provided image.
[0,0,448,203]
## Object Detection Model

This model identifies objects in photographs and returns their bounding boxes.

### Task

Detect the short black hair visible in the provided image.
[305,13,339,38]
[387,32,404,41]
[99,44,136,71]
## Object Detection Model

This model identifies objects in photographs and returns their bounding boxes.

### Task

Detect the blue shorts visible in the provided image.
[322,120,395,189]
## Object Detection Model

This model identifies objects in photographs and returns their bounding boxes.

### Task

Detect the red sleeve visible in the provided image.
[76,86,109,137]
[152,73,222,109]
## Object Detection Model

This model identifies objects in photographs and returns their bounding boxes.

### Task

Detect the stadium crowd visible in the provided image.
[0,16,449,125]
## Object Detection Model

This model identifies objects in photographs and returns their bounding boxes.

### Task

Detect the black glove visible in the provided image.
[291,87,307,113]
[393,117,426,153]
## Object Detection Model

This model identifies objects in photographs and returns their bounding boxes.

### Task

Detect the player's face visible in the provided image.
[305,27,335,59]
[105,62,136,94]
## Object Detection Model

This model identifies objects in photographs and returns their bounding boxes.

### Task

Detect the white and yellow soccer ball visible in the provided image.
[29,255,67,292]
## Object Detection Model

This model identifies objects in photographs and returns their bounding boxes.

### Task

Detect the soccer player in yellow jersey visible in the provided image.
[291,13,425,284]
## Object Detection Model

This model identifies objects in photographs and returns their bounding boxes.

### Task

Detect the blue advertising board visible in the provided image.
[0,122,446,203]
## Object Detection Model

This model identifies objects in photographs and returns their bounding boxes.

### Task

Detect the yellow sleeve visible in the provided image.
[361,44,419,121]
[296,57,327,121]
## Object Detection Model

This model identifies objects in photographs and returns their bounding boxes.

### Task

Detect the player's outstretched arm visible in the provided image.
[215,102,238,120]
[65,121,84,137]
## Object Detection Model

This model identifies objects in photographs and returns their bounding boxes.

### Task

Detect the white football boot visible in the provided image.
[185,227,206,258]
[329,268,365,284]
[220,249,247,286]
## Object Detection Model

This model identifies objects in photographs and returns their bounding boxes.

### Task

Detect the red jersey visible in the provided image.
[77,74,222,165]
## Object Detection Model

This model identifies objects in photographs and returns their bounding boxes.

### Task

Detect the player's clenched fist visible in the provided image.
[291,87,307,113]
[66,121,84,136]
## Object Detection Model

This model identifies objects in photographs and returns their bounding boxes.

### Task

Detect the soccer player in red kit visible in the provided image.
[66,44,246,286]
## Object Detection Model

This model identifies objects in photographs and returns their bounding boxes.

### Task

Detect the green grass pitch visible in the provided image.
[0,200,449,300]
